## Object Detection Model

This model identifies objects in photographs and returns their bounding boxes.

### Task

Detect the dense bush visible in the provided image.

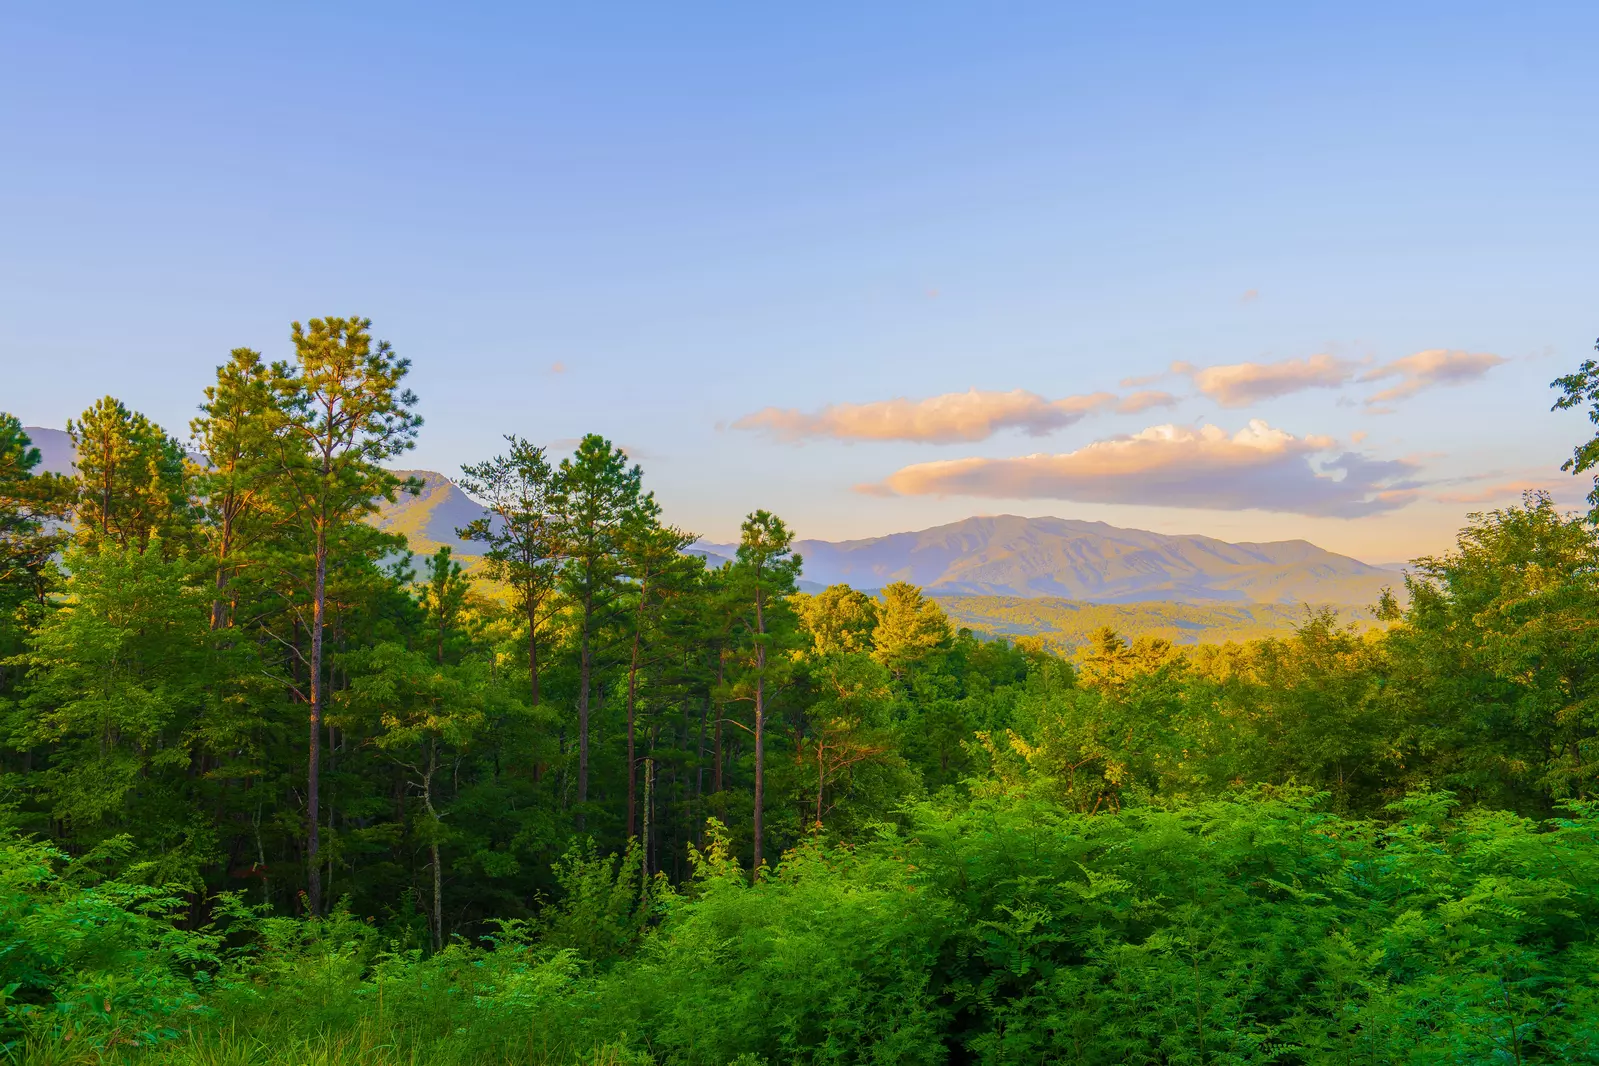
[7,790,1596,1064]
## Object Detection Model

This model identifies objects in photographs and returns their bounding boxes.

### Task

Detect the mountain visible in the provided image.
[23,427,76,476]
[24,425,209,475]
[14,433,1400,610]
[697,514,1397,608]
[373,470,487,557]
[364,473,1398,608]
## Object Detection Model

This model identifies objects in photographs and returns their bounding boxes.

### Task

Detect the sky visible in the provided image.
[4,2,1597,563]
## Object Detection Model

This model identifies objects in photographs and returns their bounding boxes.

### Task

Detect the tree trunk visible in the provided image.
[696,695,707,799]
[425,743,442,953]
[211,501,233,630]
[816,738,826,829]
[712,649,725,793]
[527,599,540,707]
[642,756,654,878]
[753,652,765,878]
[576,591,592,830]
[307,521,326,917]
[752,587,766,879]
[625,575,648,838]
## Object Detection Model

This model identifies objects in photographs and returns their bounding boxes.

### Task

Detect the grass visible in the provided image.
[13,1023,653,1066]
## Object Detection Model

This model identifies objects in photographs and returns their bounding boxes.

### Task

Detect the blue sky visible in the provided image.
[4,3,1596,562]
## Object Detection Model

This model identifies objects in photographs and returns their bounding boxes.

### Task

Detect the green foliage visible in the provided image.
[1550,333,1599,519]
[938,593,1376,652]
[67,398,191,554]
[12,793,1598,1065]
[8,329,1599,1064]
[872,582,952,679]
[0,833,220,1053]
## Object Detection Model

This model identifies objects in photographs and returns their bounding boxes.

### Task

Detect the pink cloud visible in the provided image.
[1117,390,1181,414]
[1433,478,1584,506]
[1174,353,1357,407]
[860,419,1421,518]
[1359,349,1506,405]
[733,389,1117,444]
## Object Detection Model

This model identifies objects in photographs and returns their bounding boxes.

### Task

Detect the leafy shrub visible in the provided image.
[0,833,218,1053]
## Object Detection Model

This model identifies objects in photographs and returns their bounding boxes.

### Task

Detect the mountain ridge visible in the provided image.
[22,427,1400,608]
[695,514,1396,607]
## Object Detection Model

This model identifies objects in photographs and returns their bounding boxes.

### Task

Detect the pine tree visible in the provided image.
[727,510,801,877]
[617,497,697,840]
[190,349,285,629]
[0,415,72,696]
[271,317,421,915]
[67,397,190,553]
[458,436,558,709]
[551,434,642,828]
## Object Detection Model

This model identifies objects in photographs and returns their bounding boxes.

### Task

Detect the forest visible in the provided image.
[3,319,1599,1064]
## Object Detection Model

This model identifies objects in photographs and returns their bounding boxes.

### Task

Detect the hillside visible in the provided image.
[373,470,485,556]
[936,593,1374,652]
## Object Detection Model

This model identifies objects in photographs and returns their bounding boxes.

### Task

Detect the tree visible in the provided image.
[792,584,879,657]
[190,349,284,629]
[458,436,558,708]
[0,415,74,722]
[339,646,488,951]
[67,397,190,554]
[272,317,421,915]
[727,510,802,876]
[0,415,71,616]
[1551,334,1599,521]
[872,581,952,679]
[617,498,697,840]
[551,434,642,825]
[10,542,219,885]
[801,652,895,830]
[1391,492,1599,806]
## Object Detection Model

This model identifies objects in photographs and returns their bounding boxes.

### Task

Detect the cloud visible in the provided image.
[1433,477,1585,506]
[1117,390,1180,414]
[1119,372,1165,388]
[860,419,1421,518]
[1359,349,1506,405]
[1174,354,1357,407]
[733,389,1117,444]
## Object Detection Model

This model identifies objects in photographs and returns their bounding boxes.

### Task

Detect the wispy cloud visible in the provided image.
[1433,477,1585,506]
[1174,354,1357,407]
[860,419,1421,518]
[1170,348,1505,409]
[733,389,1117,444]
[1359,349,1506,405]
[1117,390,1180,414]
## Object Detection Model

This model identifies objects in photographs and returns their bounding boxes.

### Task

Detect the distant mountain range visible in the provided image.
[23,426,1402,612]
[695,515,1397,608]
